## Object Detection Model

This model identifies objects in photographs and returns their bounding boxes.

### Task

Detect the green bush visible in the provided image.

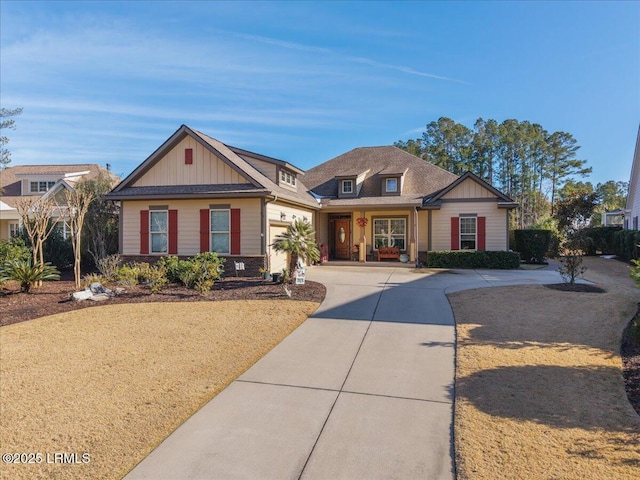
[612,230,640,260]
[177,252,224,293]
[0,259,60,293]
[578,226,622,255]
[156,255,190,284]
[423,250,520,269]
[513,230,551,263]
[0,237,31,264]
[115,264,140,286]
[143,264,168,294]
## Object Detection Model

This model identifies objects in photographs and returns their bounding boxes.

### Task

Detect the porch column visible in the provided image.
[409,208,417,262]
[359,210,366,263]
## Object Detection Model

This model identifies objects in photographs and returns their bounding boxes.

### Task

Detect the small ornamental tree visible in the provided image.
[558,238,587,285]
[63,187,94,288]
[271,219,320,281]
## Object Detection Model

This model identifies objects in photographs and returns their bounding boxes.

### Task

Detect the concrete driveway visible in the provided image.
[125,265,567,480]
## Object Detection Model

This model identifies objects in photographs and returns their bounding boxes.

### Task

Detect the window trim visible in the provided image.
[372,217,407,251]
[459,216,477,250]
[341,179,354,194]
[280,169,296,187]
[149,210,169,254]
[29,181,55,193]
[8,222,19,239]
[385,178,398,193]
[210,208,231,254]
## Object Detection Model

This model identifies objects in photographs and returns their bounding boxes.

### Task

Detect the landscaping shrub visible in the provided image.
[115,264,140,286]
[558,252,586,284]
[95,254,120,280]
[177,252,224,294]
[424,250,520,269]
[142,264,169,294]
[0,237,31,264]
[578,226,622,255]
[0,259,60,293]
[83,273,108,287]
[612,230,640,260]
[156,255,189,284]
[513,229,551,263]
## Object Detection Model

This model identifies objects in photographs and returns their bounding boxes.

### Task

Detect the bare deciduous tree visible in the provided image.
[64,188,94,288]
[14,196,59,267]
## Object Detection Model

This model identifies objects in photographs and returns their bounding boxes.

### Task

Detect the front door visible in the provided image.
[334,219,351,260]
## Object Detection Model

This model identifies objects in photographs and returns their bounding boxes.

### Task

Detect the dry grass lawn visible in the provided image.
[449,257,640,480]
[0,300,318,480]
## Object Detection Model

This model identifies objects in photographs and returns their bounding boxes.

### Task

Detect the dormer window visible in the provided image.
[341,179,353,194]
[280,170,296,187]
[30,181,56,193]
[385,178,398,193]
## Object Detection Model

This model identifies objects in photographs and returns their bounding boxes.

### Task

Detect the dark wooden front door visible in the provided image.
[334,219,351,260]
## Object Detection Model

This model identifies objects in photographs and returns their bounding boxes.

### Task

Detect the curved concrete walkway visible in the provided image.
[126,265,568,480]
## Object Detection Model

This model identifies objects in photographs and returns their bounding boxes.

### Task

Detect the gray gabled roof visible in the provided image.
[302,146,458,204]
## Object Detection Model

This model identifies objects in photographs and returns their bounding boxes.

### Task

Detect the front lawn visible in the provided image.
[0,300,319,480]
[449,257,640,479]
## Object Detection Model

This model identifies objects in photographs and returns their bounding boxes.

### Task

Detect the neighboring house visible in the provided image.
[303,146,517,262]
[601,209,624,227]
[108,125,517,276]
[624,125,640,230]
[0,164,115,240]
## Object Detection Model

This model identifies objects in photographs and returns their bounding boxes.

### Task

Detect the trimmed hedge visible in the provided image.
[612,229,640,261]
[579,226,622,255]
[513,229,551,263]
[424,250,521,269]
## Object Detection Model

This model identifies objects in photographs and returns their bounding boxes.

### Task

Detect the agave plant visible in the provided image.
[271,219,320,280]
[0,259,61,293]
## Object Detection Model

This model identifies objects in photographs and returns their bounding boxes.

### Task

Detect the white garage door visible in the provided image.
[269,224,288,273]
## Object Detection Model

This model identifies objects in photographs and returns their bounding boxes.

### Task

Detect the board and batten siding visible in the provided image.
[133,137,248,187]
[430,201,509,251]
[441,177,495,199]
[121,198,262,256]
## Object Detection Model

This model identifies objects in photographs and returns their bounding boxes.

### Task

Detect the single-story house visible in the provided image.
[0,164,115,240]
[624,125,640,230]
[106,125,517,275]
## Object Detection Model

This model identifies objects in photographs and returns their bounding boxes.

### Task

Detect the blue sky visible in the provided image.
[1,1,638,186]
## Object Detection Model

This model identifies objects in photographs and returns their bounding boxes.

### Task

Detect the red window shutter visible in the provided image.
[168,210,178,254]
[230,208,241,254]
[185,148,193,165]
[477,216,486,251]
[140,210,150,255]
[450,217,459,250]
[200,209,210,253]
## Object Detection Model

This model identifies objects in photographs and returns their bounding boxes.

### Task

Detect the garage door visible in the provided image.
[269,224,288,273]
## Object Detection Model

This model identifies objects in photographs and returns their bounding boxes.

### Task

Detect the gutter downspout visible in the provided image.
[414,207,419,267]
[263,195,278,272]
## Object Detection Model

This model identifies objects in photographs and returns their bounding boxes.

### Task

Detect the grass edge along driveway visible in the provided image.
[449,258,640,480]
[0,300,319,480]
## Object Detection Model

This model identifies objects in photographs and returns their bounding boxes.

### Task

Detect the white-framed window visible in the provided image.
[385,178,398,192]
[210,209,230,254]
[55,221,71,240]
[460,217,477,250]
[341,179,353,194]
[30,181,56,193]
[150,211,168,254]
[280,170,296,186]
[9,222,19,239]
[373,218,406,250]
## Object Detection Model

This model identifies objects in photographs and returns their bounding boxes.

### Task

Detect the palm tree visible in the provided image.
[271,219,320,281]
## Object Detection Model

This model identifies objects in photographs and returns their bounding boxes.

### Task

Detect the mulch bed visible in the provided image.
[544,283,607,293]
[0,276,326,328]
